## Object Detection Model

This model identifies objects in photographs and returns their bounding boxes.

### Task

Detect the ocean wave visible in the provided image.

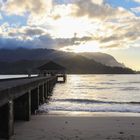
[74,87,111,90]
[50,98,140,105]
[97,82,120,85]
[39,103,140,113]
[74,86,140,91]
[120,87,140,91]
[127,81,140,84]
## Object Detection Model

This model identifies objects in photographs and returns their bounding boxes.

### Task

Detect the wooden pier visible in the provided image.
[38,61,66,83]
[0,76,58,139]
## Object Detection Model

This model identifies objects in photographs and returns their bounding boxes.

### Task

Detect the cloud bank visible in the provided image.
[3,0,52,16]
[0,0,139,52]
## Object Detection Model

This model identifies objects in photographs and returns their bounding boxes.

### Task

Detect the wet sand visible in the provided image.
[10,113,140,140]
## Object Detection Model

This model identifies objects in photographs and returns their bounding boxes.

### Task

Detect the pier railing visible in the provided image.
[0,76,58,139]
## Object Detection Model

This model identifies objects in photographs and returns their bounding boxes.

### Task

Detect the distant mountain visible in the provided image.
[0,48,78,63]
[0,48,124,68]
[80,52,125,68]
[0,48,135,74]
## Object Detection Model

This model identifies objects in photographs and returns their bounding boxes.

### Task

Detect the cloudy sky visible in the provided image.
[0,0,140,70]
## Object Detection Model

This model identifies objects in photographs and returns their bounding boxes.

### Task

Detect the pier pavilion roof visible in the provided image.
[38,61,66,71]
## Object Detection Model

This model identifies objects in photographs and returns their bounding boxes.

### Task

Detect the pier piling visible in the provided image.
[14,92,31,121]
[31,87,39,114]
[0,101,14,139]
[39,85,44,104]
[44,83,47,99]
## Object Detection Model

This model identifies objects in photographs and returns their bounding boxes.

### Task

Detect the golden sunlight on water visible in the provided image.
[39,74,140,114]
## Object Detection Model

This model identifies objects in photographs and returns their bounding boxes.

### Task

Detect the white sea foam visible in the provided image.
[39,103,140,113]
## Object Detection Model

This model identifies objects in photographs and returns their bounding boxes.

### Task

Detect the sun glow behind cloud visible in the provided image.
[60,41,101,53]
[74,41,101,53]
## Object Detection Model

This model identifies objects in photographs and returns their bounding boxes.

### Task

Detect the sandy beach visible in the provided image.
[9,113,140,140]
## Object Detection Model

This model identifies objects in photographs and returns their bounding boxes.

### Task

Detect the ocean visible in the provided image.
[1,74,140,115]
[39,74,140,115]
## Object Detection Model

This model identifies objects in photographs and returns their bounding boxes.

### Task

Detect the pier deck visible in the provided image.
[0,76,58,139]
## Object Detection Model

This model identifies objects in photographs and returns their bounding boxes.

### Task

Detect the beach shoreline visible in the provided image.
[37,111,140,117]
[9,113,140,140]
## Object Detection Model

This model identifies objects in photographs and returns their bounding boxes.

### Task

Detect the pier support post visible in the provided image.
[64,75,66,82]
[49,81,52,93]
[39,85,44,104]
[46,82,49,97]
[0,101,14,139]
[31,87,39,114]
[49,81,52,94]
[44,83,47,99]
[14,92,31,121]
[47,81,51,96]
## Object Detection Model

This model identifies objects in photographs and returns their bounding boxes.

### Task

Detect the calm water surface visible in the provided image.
[39,74,140,114]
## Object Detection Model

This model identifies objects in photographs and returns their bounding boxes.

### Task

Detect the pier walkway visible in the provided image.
[0,76,57,139]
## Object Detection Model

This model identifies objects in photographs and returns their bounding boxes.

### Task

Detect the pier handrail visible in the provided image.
[0,76,38,82]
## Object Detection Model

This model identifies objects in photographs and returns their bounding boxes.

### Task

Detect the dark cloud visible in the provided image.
[0,34,92,49]
[100,42,122,48]
[54,36,92,47]
[0,37,34,49]
[38,34,92,48]
[7,26,47,38]
[125,31,140,40]
[100,36,121,43]
[23,27,45,36]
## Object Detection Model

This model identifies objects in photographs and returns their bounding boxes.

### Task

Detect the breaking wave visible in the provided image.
[50,98,140,105]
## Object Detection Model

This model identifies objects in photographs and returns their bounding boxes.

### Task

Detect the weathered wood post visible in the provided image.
[14,91,31,121]
[31,87,39,114]
[0,101,14,139]
[46,81,49,97]
[53,77,56,86]
[50,80,53,93]
[47,81,51,96]
[55,76,57,84]
[39,85,44,104]
[44,83,47,99]
[64,74,66,82]
[49,80,52,94]
[50,79,53,92]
